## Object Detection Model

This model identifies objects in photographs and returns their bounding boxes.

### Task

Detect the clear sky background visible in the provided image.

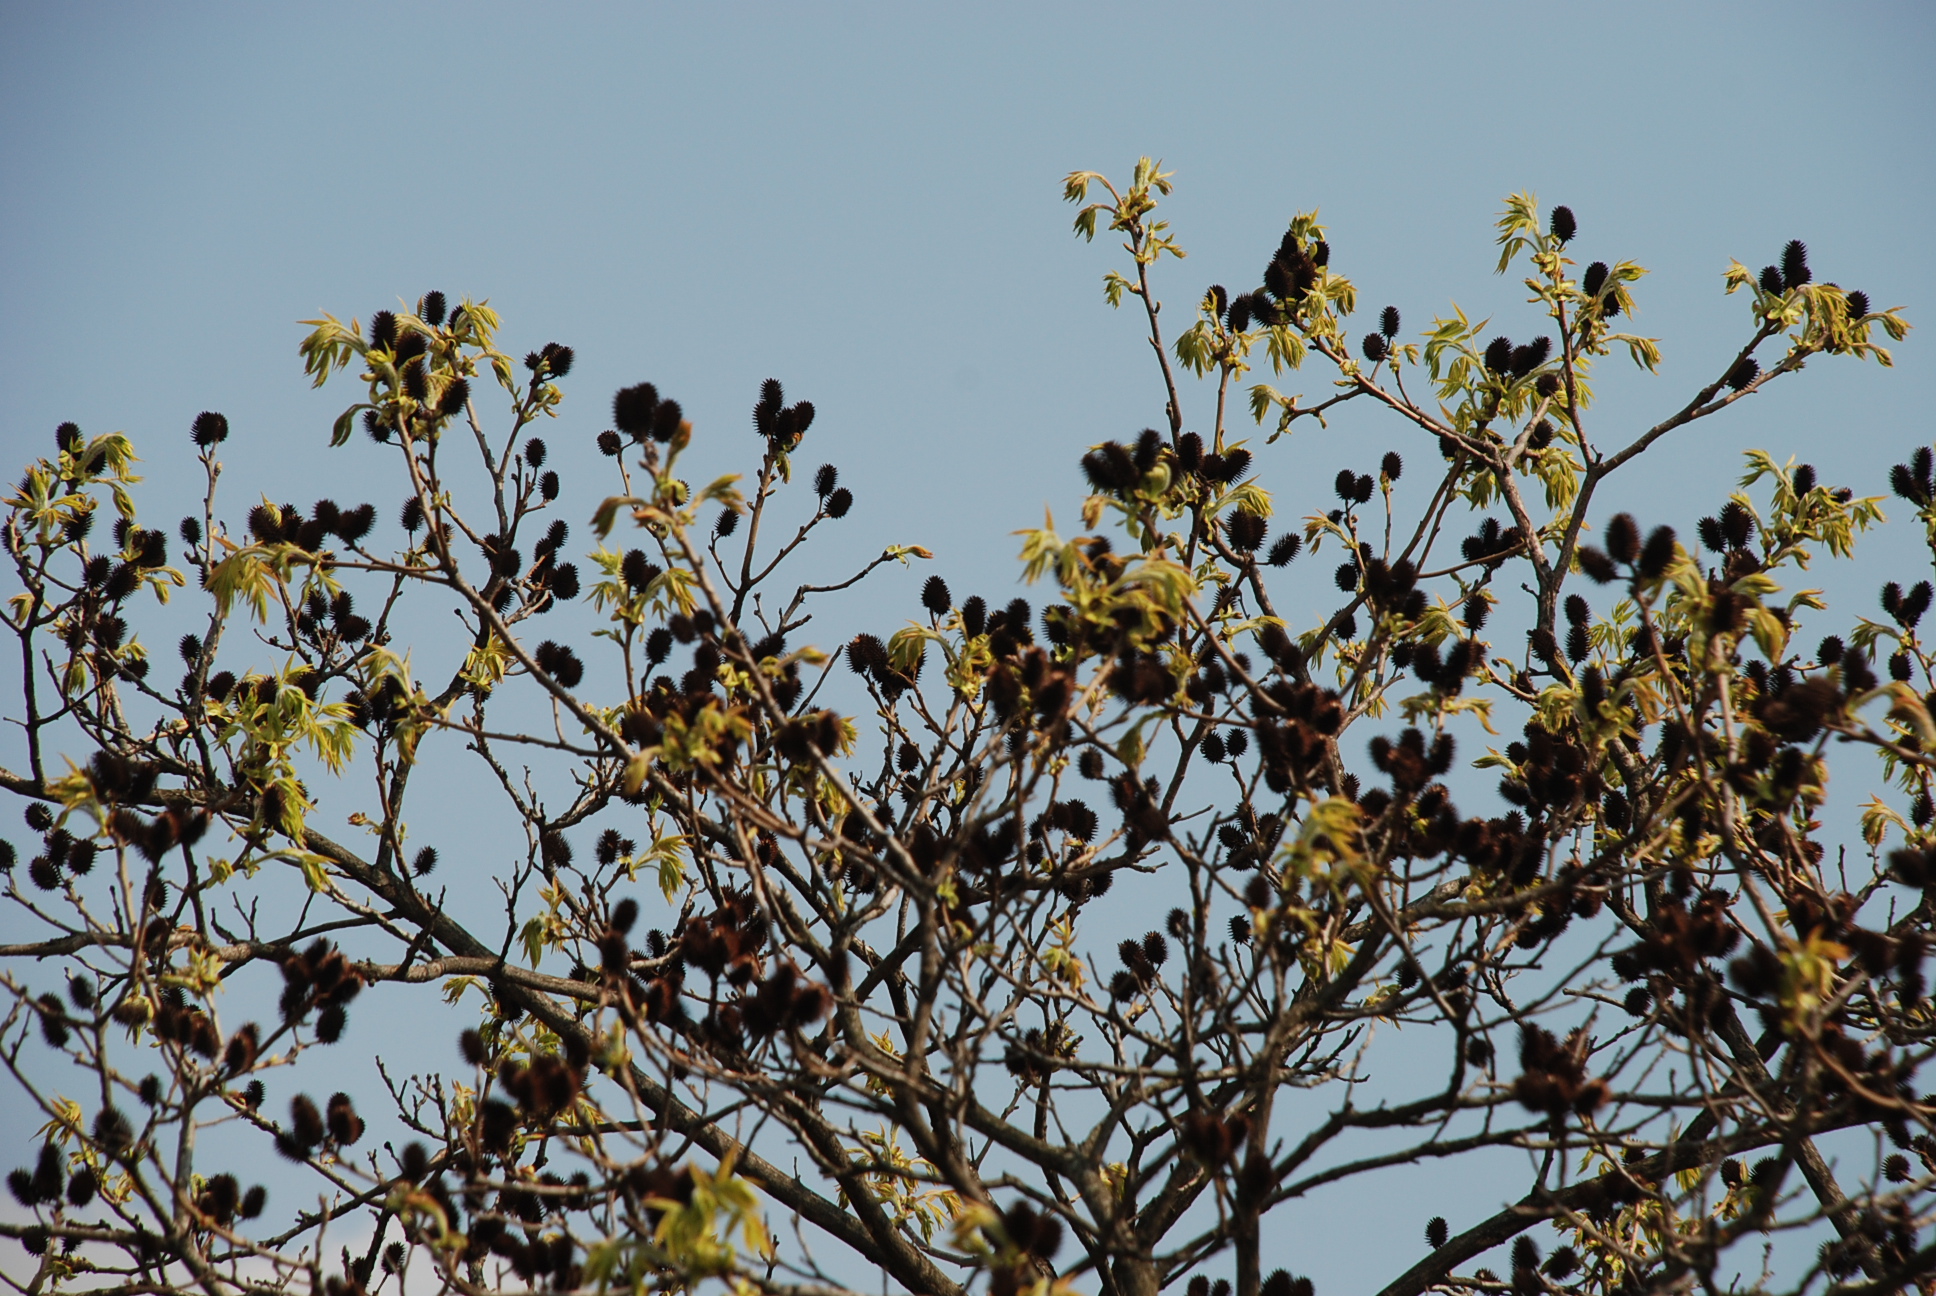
[3,2,1934,1291]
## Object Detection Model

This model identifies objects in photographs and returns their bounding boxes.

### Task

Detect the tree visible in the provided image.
[0,154,1926,1296]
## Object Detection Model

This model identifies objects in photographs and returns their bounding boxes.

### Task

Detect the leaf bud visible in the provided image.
[191,411,230,446]
[613,383,661,438]
[1781,239,1810,289]
[1638,526,1677,579]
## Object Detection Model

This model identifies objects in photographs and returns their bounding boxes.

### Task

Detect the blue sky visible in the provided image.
[5,2,1930,593]
[3,2,1933,1289]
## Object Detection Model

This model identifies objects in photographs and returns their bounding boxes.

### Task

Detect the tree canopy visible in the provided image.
[1,157,1930,1296]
